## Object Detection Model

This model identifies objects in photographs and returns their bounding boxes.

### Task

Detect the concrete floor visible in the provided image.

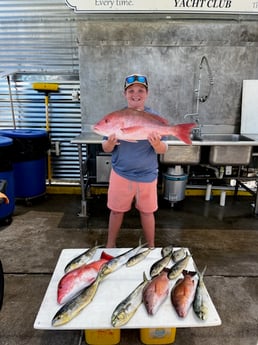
[0,192,258,345]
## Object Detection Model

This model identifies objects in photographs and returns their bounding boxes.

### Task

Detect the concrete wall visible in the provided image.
[78,19,258,134]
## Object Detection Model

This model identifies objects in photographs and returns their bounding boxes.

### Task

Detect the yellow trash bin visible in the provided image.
[140,328,176,344]
[85,329,121,345]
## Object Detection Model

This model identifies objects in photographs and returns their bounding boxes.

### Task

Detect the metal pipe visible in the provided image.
[6,75,16,129]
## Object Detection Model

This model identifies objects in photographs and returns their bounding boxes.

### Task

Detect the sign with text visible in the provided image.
[66,0,258,14]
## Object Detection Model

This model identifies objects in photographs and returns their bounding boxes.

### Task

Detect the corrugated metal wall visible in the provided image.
[0,0,82,183]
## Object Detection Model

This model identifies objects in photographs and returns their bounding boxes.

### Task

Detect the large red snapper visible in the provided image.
[171,270,198,318]
[92,108,196,145]
[142,269,170,315]
[57,258,108,304]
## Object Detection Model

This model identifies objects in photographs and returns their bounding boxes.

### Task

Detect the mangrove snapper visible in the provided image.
[171,270,198,318]
[93,108,196,145]
[143,269,170,316]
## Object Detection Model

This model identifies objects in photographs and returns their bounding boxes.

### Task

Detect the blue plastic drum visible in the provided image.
[0,136,15,222]
[0,129,50,199]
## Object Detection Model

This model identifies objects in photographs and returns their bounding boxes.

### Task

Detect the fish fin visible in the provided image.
[197,266,207,279]
[170,123,196,145]
[100,251,114,261]
[143,272,149,282]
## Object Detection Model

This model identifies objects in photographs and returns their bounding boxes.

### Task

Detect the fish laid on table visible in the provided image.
[143,268,170,316]
[57,258,110,305]
[167,254,191,280]
[149,252,172,278]
[52,268,103,327]
[171,248,187,263]
[93,108,196,145]
[171,270,198,318]
[64,244,104,273]
[111,272,150,327]
[100,241,147,278]
[161,245,174,257]
[193,266,209,320]
[126,248,153,267]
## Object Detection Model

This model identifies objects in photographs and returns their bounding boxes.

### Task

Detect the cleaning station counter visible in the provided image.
[71,131,258,217]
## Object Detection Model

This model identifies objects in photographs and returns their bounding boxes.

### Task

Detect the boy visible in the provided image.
[102,74,168,248]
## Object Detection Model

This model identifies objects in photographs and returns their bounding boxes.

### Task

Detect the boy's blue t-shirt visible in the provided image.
[106,107,164,183]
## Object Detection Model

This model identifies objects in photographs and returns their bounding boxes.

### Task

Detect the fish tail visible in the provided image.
[197,266,207,281]
[171,123,196,144]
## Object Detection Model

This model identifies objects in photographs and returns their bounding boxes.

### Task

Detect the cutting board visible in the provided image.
[34,248,221,330]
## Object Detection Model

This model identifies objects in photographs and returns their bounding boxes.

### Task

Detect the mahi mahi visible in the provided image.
[126,248,153,267]
[167,254,191,280]
[100,241,147,278]
[111,272,150,327]
[64,244,104,273]
[193,266,209,320]
[150,251,172,278]
[143,268,170,316]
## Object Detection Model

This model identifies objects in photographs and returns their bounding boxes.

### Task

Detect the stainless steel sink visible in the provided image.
[209,145,253,165]
[193,133,253,165]
[160,145,201,164]
[194,134,254,142]
[163,134,255,166]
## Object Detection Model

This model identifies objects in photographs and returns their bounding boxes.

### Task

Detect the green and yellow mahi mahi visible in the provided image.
[111,272,149,327]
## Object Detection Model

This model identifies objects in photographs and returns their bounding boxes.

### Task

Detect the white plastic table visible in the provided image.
[34,248,221,330]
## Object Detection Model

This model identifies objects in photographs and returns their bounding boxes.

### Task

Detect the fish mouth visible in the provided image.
[91,124,100,133]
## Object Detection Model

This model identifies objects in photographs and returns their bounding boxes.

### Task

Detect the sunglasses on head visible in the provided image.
[124,75,148,89]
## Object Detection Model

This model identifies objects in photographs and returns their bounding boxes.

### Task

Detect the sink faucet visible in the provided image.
[183,56,214,140]
[184,113,202,139]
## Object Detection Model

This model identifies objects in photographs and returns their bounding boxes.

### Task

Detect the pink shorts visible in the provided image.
[107,169,158,213]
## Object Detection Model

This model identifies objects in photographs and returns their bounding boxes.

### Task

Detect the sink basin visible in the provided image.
[209,145,253,165]
[193,134,254,165]
[160,145,201,164]
[194,134,254,142]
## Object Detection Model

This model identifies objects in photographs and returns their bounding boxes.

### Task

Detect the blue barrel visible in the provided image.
[0,129,50,199]
[0,136,15,221]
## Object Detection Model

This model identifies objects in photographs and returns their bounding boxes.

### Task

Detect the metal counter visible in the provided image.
[71,132,258,217]
[71,132,104,217]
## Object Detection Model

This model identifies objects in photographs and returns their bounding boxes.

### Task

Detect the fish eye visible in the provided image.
[105,119,109,123]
